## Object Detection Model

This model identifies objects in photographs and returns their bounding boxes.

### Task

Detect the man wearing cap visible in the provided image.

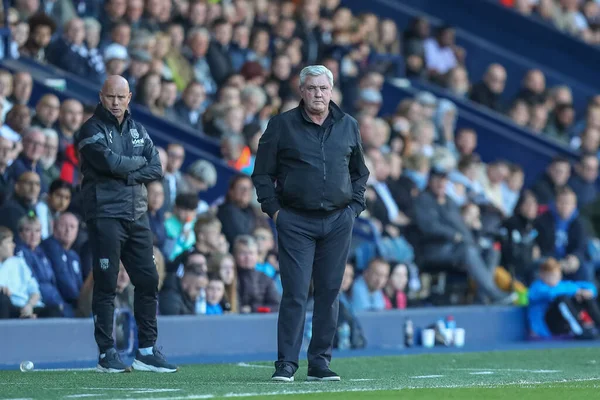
[104,44,129,76]
[124,50,152,90]
[413,167,514,303]
[75,75,177,373]
[253,65,369,382]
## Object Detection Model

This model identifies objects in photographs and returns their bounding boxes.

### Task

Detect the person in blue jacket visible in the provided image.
[41,212,83,315]
[528,257,600,339]
[15,214,66,315]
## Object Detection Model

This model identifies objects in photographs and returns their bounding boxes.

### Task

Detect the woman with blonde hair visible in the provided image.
[208,253,238,313]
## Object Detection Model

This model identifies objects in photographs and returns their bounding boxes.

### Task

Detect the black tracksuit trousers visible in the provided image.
[89,214,159,353]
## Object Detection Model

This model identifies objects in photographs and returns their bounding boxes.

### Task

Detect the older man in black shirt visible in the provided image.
[253,65,369,382]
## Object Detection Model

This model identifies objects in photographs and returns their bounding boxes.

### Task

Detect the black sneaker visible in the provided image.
[96,348,131,373]
[132,347,178,373]
[271,363,295,382]
[307,367,341,382]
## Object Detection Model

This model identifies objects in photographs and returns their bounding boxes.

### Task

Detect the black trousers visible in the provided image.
[0,292,63,319]
[545,295,600,336]
[275,207,354,371]
[89,214,159,353]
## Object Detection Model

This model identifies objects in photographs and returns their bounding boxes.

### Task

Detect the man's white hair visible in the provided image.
[299,65,334,88]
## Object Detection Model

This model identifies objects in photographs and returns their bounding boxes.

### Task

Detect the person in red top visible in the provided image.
[384,263,408,310]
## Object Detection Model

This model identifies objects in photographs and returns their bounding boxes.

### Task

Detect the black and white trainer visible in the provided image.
[271,363,295,382]
[307,367,341,382]
[132,347,178,373]
[96,348,131,373]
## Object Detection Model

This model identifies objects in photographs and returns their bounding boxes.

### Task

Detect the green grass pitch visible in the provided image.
[1,348,600,399]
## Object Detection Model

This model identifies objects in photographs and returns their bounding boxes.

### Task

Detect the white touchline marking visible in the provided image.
[349,379,376,381]
[83,388,180,391]
[450,368,561,373]
[33,368,96,372]
[469,372,494,375]
[411,375,444,379]
[105,378,600,400]
[236,362,272,369]
[133,389,181,394]
[66,395,103,398]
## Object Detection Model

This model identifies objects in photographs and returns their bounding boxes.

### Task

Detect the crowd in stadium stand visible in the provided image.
[501,0,600,45]
[0,0,599,344]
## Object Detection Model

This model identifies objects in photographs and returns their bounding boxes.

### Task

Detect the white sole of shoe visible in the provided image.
[271,376,294,382]
[307,376,341,382]
[96,364,131,373]
[132,359,178,373]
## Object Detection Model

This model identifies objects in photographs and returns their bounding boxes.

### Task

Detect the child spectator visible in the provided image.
[528,258,600,339]
[206,277,225,315]
[352,258,390,312]
[164,193,199,261]
[208,253,237,313]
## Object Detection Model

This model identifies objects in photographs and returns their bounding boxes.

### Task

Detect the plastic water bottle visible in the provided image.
[20,361,34,372]
[404,319,414,347]
[436,319,450,346]
[337,322,351,351]
[446,316,456,345]
[195,288,207,315]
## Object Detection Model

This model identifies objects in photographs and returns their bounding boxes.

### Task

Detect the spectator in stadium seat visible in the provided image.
[0,226,62,319]
[123,49,152,91]
[41,212,83,314]
[413,168,512,303]
[447,154,487,207]
[19,13,57,63]
[528,258,600,339]
[103,20,131,49]
[9,72,32,106]
[126,0,144,30]
[83,18,106,83]
[445,66,470,98]
[208,253,237,313]
[515,69,547,106]
[133,72,162,115]
[187,28,218,97]
[181,214,225,265]
[544,103,575,144]
[254,226,278,281]
[469,64,506,113]
[0,172,41,235]
[423,25,459,82]
[164,193,199,261]
[568,154,599,208]
[528,104,550,133]
[103,43,129,76]
[38,179,72,239]
[501,190,541,284]
[164,143,185,205]
[157,79,177,117]
[574,127,600,156]
[221,134,252,173]
[480,160,511,214]
[234,235,280,314]
[147,181,166,255]
[508,100,531,127]
[176,160,217,214]
[159,265,208,316]
[410,120,437,159]
[31,95,60,129]
[531,156,571,207]
[6,105,32,135]
[9,128,48,193]
[47,18,103,83]
[40,129,60,185]
[169,81,206,132]
[205,277,225,315]
[535,187,592,282]
[206,18,234,85]
[55,99,84,159]
[569,104,600,139]
[501,164,525,217]
[384,263,409,310]
[351,258,389,312]
[0,136,15,205]
[15,215,66,315]
[100,0,127,39]
[217,175,261,247]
